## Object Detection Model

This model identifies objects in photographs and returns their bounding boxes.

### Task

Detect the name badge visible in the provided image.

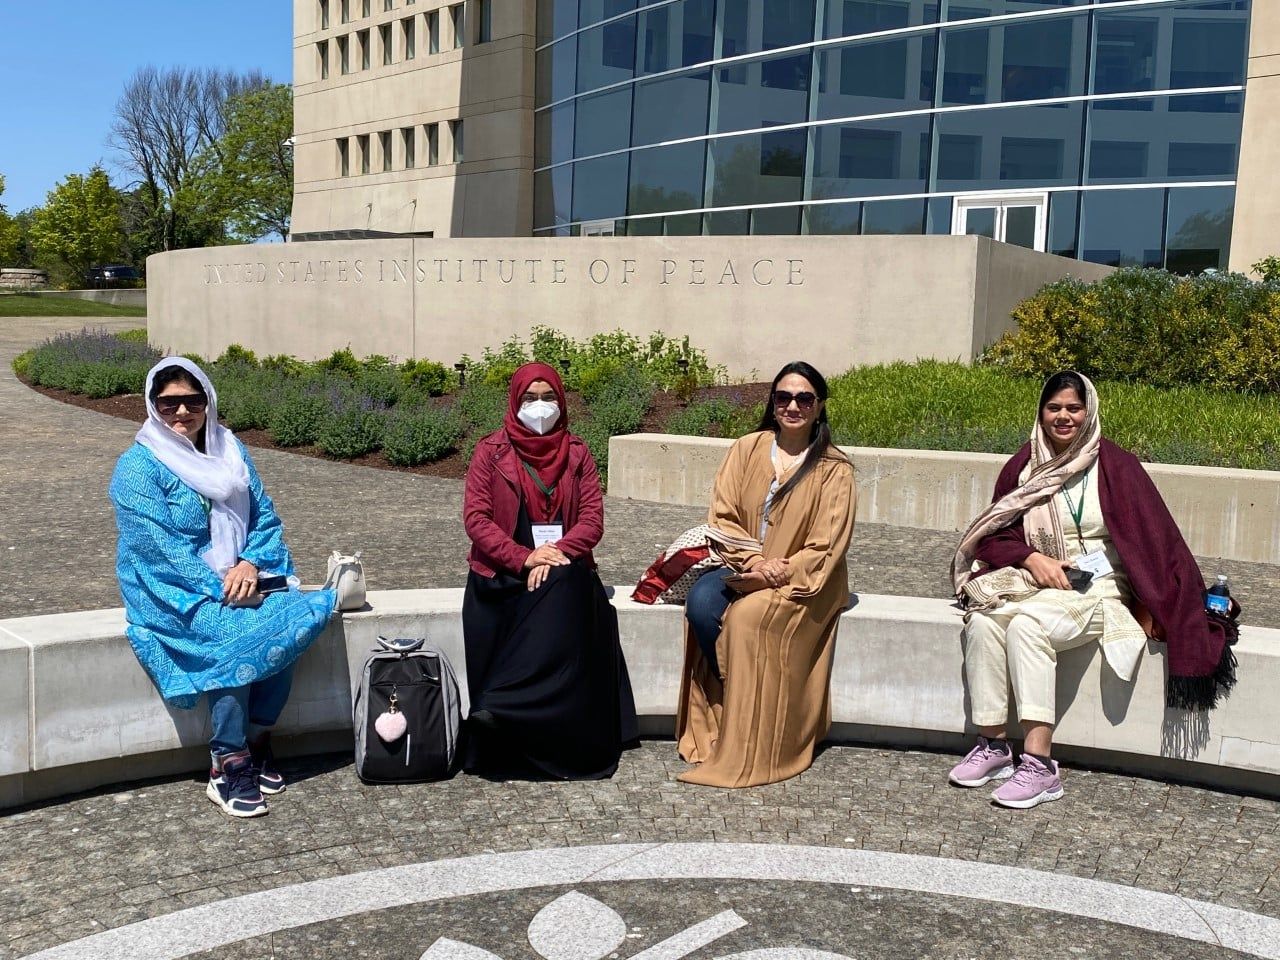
[531,523,564,547]
[1074,549,1114,578]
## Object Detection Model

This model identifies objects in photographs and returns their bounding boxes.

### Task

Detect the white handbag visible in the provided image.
[325,550,367,611]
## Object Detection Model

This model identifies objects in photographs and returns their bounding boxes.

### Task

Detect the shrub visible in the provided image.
[23,327,159,395]
[356,364,406,407]
[1255,256,1280,284]
[317,398,385,459]
[316,347,363,378]
[986,267,1280,392]
[382,405,464,466]
[11,349,33,379]
[665,397,754,438]
[261,354,309,378]
[400,358,453,396]
[576,418,613,486]
[268,390,331,446]
[216,344,259,367]
[116,328,149,345]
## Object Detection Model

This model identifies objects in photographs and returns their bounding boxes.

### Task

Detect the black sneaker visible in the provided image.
[248,732,286,795]
[207,750,268,818]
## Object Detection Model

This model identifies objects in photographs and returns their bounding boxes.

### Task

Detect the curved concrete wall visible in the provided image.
[144,235,1109,378]
[2,589,1277,809]
[608,435,1280,565]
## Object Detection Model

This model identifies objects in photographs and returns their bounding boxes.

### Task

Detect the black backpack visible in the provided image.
[353,636,461,783]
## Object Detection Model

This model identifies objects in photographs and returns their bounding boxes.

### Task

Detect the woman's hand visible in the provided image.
[524,544,569,568]
[527,563,553,592]
[756,557,791,588]
[222,559,260,604]
[1020,552,1073,590]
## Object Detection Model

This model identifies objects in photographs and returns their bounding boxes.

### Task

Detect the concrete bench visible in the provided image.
[2,589,1278,808]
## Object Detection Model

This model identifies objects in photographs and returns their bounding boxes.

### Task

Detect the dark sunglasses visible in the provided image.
[773,390,817,412]
[155,394,208,415]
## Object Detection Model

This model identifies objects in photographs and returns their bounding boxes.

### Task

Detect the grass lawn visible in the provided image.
[0,293,146,318]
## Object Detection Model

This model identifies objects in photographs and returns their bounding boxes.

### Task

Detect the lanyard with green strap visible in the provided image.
[520,460,556,510]
[1059,472,1088,549]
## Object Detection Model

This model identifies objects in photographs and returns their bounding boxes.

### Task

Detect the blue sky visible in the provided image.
[0,2,293,213]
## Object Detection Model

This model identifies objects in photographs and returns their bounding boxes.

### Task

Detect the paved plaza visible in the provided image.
[4,317,1280,959]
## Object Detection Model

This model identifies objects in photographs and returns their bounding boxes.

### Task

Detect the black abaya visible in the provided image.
[462,506,638,780]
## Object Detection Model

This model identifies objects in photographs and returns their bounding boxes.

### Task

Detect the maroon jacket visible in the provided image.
[975,438,1235,709]
[463,428,603,577]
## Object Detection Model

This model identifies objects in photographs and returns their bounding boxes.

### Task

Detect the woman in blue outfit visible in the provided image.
[110,357,335,818]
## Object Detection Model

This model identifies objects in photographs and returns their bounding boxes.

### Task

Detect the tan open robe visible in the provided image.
[676,430,856,788]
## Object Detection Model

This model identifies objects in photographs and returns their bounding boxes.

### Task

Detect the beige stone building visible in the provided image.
[291,0,533,238]
[293,0,1274,274]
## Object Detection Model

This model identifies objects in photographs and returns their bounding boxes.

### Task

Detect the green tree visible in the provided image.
[28,167,126,286]
[192,83,294,240]
[0,174,21,264]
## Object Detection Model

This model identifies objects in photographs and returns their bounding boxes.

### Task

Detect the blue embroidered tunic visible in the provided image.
[110,441,336,708]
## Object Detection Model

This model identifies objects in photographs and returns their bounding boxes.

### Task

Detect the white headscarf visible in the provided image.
[136,357,251,576]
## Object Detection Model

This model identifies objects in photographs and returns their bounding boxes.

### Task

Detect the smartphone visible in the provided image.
[1066,568,1093,592]
[256,574,290,594]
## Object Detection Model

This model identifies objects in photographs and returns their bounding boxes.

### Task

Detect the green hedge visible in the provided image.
[986,267,1280,392]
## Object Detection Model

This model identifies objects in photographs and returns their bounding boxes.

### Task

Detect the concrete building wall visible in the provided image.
[1230,3,1280,274]
[147,236,1110,376]
[291,0,535,239]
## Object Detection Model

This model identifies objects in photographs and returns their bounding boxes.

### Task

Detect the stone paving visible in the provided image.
[5,317,1280,959]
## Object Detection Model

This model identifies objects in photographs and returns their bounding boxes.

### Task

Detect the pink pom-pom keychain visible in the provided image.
[375,689,408,742]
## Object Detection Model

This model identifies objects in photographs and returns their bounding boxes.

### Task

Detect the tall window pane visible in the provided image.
[577,18,636,92]
[932,101,1084,192]
[1080,188,1165,267]
[942,16,1085,106]
[714,52,810,135]
[628,141,706,215]
[824,0,937,41]
[632,69,711,147]
[572,153,629,221]
[1165,186,1234,273]
[1048,191,1080,259]
[574,87,633,156]
[708,128,806,208]
[536,101,576,166]
[536,39,576,105]
[535,166,574,230]
[815,33,937,121]
[636,0,714,76]
[1086,94,1241,183]
[810,115,931,200]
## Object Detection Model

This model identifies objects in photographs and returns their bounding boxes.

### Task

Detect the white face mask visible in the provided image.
[518,399,561,435]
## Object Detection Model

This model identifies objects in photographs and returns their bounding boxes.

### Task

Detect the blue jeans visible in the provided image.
[207,666,294,757]
[685,567,738,676]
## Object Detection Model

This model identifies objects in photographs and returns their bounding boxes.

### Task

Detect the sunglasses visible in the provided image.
[155,394,208,416]
[772,390,817,412]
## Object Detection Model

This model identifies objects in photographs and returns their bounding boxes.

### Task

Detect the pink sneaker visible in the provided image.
[991,754,1063,809]
[948,737,1016,787]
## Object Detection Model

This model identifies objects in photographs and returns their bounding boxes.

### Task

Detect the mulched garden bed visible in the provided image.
[24,377,768,479]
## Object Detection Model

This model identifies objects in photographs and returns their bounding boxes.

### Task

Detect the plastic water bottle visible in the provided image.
[1206,574,1231,615]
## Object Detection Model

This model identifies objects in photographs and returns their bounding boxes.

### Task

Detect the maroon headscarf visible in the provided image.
[504,362,571,522]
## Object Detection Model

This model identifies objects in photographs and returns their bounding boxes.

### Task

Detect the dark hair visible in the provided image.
[148,365,206,403]
[756,360,844,502]
[1038,370,1087,413]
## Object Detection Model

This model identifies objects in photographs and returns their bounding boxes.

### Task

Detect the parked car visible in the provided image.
[86,265,141,288]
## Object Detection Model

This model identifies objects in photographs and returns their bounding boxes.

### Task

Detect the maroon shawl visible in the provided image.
[503,363,571,523]
[974,437,1237,711]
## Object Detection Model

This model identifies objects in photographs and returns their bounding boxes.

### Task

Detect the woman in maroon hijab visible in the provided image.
[461,362,637,779]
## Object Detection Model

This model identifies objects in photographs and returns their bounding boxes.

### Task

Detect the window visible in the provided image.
[317,40,329,80]
[384,0,394,9]
[320,0,330,29]
[1090,141,1148,180]
[403,17,415,58]
[450,119,464,162]
[341,0,349,23]
[427,11,440,52]
[361,0,371,16]
[426,122,439,165]
[338,34,350,73]
[359,28,370,69]
[338,138,350,176]
[402,126,416,168]
[380,130,392,171]
[380,23,393,64]
[450,3,465,48]
[358,133,370,173]
[839,129,900,179]
[477,0,492,42]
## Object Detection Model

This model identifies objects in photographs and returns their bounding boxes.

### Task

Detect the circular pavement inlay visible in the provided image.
[21,843,1280,960]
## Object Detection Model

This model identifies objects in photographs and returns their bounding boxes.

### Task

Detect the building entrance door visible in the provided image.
[952,194,1047,251]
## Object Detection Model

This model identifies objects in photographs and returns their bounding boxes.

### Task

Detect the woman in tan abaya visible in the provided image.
[676,361,855,788]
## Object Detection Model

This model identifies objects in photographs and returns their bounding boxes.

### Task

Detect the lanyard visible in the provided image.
[1059,472,1088,548]
[521,460,556,506]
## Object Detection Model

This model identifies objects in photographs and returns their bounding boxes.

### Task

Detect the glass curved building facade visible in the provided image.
[533,0,1250,271]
